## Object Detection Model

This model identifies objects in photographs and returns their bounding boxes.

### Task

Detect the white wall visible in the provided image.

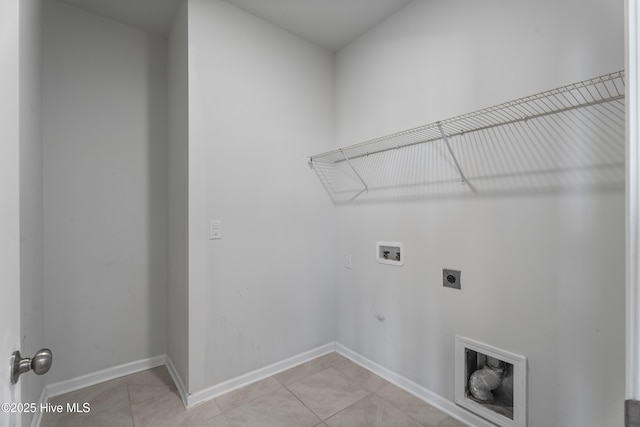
[167,0,189,391]
[19,0,44,424]
[334,1,624,426]
[187,0,336,393]
[42,0,168,384]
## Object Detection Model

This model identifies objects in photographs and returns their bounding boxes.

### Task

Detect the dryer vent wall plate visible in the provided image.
[443,269,461,289]
[376,242,404,266]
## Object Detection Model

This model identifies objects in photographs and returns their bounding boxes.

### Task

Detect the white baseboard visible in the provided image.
[335,342,494,427]
[165,354,188,407]
[185,342,336,408]
[46,355,166,398]
[30,385,47,427]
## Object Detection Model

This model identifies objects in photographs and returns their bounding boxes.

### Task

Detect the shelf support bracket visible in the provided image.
[340,149,369,193]
[437,123,477,193]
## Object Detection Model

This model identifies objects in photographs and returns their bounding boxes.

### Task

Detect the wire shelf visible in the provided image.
[309,70,625,204]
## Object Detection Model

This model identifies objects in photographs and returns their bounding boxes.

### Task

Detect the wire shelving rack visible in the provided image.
[309,70,626,204]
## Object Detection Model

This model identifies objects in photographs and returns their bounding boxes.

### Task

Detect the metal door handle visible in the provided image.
[10,349,52,385]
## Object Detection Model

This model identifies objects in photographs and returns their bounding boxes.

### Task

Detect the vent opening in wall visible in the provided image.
[443,269,461,289]
[376,242,404,266]
[455,336,527,427]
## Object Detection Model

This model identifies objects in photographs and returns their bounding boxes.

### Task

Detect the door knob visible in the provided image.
[10,349,52,385]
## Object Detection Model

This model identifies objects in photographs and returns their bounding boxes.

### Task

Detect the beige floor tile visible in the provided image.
[189,413,232,427]
[67,409,134,427]
[223,387,321,427]
[130,389,188,427]
[287,367,370,420]
[126,366,177,404]
[312,352,349,368]
[43,377,133,427]
[437,415,469,427]
[325,394,423,427]
[274,359,327,386]
[49,377,129,412]
[41,409,133,427]
[215,377,282,412]
[40,361,465,427]
[375,383,450,426]
[332,359,389,392]
[273,352,349,387]
[331,359,368,379]
[187,398,223,425]
[39,412,58,427]
[42,409,135,427]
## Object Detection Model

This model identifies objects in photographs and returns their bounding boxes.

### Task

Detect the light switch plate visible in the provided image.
[345,253,352,269]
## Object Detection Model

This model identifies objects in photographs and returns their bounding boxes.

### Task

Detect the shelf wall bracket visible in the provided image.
[340,149,369,193]
[437,123,477,193]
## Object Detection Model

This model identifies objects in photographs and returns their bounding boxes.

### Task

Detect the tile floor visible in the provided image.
[41,352,468,427]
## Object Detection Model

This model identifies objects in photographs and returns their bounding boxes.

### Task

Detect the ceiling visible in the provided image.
[223,0,412,51]
[61,0,412,51]
[61,0,183,35]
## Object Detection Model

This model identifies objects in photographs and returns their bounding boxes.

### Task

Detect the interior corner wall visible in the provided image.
[167,0,189,390]
[186,0,336,393]
[42,0,168,384]
[334,1,624,426]
[19,0,44,424]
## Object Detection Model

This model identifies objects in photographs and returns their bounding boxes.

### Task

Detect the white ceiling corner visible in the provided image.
[223,0,412,51]
[61,0,183,35]
[59,0,412,50]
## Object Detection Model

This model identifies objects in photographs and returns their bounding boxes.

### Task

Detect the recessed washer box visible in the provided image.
[376,242,404,266]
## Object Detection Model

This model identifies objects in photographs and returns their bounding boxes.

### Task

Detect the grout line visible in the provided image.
[124,377,134,427]
[282,354,374,422]
[284,383,325,424]
[215,376,285,414]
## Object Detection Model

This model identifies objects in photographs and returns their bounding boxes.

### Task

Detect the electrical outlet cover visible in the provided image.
[345,253,352,269]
